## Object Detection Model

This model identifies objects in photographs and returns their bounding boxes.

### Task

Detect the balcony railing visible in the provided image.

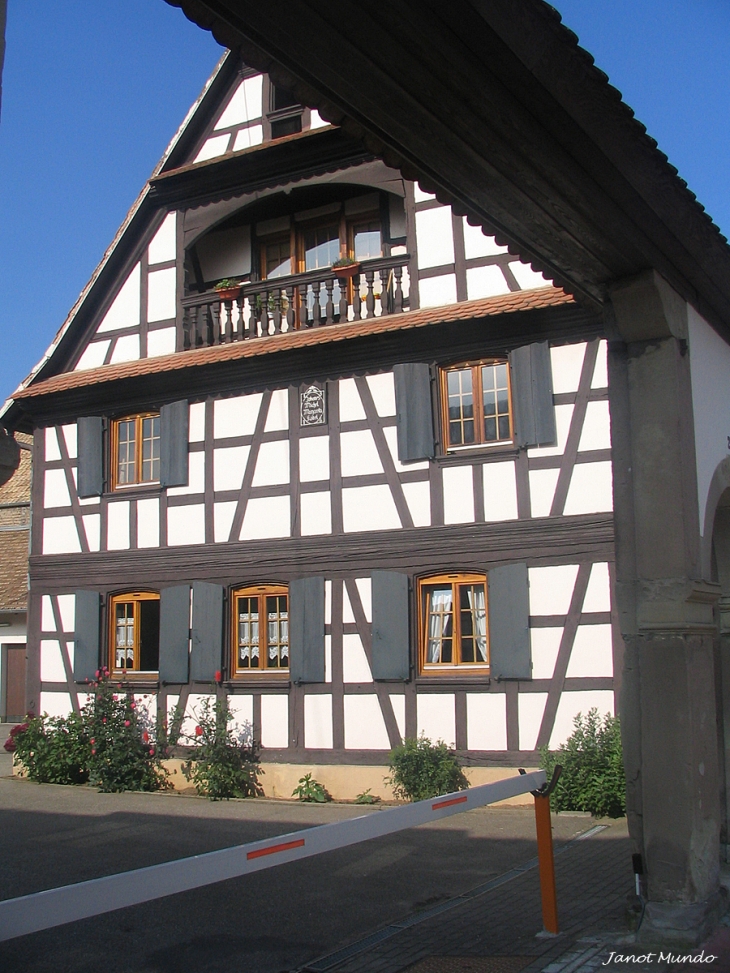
[181,254,410,350]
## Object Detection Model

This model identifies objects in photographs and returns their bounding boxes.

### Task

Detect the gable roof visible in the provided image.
[165,0,730,339]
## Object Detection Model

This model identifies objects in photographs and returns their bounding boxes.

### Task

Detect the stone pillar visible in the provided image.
[608,271,722,943]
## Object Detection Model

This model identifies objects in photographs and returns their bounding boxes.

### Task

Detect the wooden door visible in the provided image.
[4,645,26,722]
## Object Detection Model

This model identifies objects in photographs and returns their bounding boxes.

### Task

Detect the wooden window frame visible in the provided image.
[108,591,160,677]
[231,583,290,679]
[110,412,161,491]
[417,572,489,675]
[439,359,513,452]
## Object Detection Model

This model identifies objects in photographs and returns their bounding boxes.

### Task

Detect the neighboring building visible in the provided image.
[0,54,617,796]
[0,434,30,722]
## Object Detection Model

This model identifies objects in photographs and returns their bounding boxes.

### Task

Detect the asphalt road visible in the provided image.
[0,777,596,973]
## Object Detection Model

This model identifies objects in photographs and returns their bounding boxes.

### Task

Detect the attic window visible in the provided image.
[269,84,303,140]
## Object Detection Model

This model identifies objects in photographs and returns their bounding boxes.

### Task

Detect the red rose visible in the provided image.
[214,670,222,683]
[195,725,203,737]
[149,748,155,756]
[142,731,149,743]
[124,720,131,727]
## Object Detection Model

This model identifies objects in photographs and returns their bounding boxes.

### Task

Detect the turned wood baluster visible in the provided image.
[394,266,404,313]
[324,278,335,325]
[338,276,349,321]
[236,295,245,340]
[224,299,234,343]
[312,281,322,327]
[351,274,362,321]
[365,270,376,318]
[272,287,282,334]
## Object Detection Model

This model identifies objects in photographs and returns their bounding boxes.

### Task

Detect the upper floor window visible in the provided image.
[269,84,303,140]
[110,591,160,675]
[441,360,512,449]
[112,413,160,489]
[419,573,488,674]
[232,584,289,677]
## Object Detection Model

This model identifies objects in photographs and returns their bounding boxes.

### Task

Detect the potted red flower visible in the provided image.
[332,256,361,279]
[214,278,243,301]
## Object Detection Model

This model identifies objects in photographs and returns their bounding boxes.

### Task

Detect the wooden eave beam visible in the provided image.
[165,0,730,338]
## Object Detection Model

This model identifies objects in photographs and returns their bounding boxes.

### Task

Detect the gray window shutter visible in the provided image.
[160,401,189,488]
[488,563,531,680]
[74,590,100,682]
[393,363,435,461]
[77,417,104,497]
[190,583,223,681]
[159,585,190,684]
[509,342,556,448]
[289,577,325,683]
[372,571,410,680]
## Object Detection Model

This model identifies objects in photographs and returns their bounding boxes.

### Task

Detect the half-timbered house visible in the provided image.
[2,52,619,798]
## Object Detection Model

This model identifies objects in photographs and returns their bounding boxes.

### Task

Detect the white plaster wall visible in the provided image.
[110,334,140,364]
[299,436,329,481]
[228,695,254,743]
[592,341,608,388]
[415,208,454,268]
[75,341,110,371]
[443,465,475,524]
[41,595,55,631]
[563,462,613,515]
[582,562,611,612]
[550,343,586,395]
[688,305,730,537]
[189,402,206,442]
[168,452,205,496]
[304,694,333,749]
[252,440,289,486]
[239,496,290,539]
[340,430,382,477]
[61,424,77,459]
[40,640,66,682]
[195,134,230,163]
[168,504,205,546]
[107,501,130,550]
[44,469,70,508]
[309,110,329,130]
[342,485,400,532]
[83,513,101,552]
[462,219,508,258]
[528,468,559,517]
[417,694,456,747]
[214,445,250,492]
[43,517,81,554]
[344,695,390,749]
[233,126,263,151]
[366,373,396,416]
[578,401,611,452]
[147,328,176,358]
[264,389,289,431]
[419,274,457,308]
[402,481,431,527]
[342,634,373,683]
[466,265,511,300]
[528,404,573,459]
[389,694,406,740]
[260,695,289,748]
[483,461,518,521]
[147,268,176,323]
[530,628,563,679]
[518,693,548,750]
[214,393,262,438]
[338,378,366,421]
[39,692,73,718]
[214,501,237,542]
[137,498,160,548]
[57,594,75,633]
[182,694,215,739]
[529,565,578,616]
[565,624,613,678]
[325,635,332,683]
[215,74,263,129]
[45,427,61,462]
[148,213,176,264]
[509,262,550,290]
[300,491,331,535]
[384,427,429,474]
[466,693,507,750]
[548,690,615,749]
[96,264,141,333]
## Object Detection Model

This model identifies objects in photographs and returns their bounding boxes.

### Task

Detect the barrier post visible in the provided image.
[521,765,562,936]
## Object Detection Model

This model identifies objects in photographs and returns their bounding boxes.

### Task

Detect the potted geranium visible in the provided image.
[332,256,360,279]
[214,278,243,301]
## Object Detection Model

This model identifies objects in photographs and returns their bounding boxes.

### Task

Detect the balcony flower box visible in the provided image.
[332,259,361,280]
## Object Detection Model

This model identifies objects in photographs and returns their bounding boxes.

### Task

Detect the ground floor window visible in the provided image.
[232,584,289,677]
[418,573,489,674]
[109,591,160,674]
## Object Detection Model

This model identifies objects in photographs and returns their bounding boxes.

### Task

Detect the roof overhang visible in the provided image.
[165,0,730,339]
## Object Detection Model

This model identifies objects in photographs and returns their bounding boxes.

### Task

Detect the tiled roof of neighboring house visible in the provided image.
[0,435,32,506]
[15,288,574,400]
[0,529,29,611]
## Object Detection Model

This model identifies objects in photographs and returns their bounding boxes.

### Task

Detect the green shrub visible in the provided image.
[84,677,169,793]
[10,712,90,785]
[292,773,331,803]
[540,708,626,818]
[387,735,469,802]
[183,697,263,800]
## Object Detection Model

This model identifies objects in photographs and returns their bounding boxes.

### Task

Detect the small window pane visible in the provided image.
[264,238,291,279]
[141,416,160,482]
[447,368,474,446]
[237,597,260,669]
[117,420,136,485]
[266,594,289,668]
[425,586,453,664]
[304,224,340,271]
[481,363,510,444]
[353,222,381,261]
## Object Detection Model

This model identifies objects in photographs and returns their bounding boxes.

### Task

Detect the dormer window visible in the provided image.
[268,84,303,140]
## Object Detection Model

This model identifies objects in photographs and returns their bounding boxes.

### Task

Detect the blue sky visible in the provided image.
[1,1,729,406]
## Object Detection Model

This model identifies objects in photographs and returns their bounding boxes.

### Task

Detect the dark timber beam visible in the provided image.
[166,0,730,338]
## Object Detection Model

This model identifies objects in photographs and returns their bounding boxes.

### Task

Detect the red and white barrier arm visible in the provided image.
[0,769,546,942]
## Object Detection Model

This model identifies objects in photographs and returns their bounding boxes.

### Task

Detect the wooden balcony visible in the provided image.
[181,254,410,350]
